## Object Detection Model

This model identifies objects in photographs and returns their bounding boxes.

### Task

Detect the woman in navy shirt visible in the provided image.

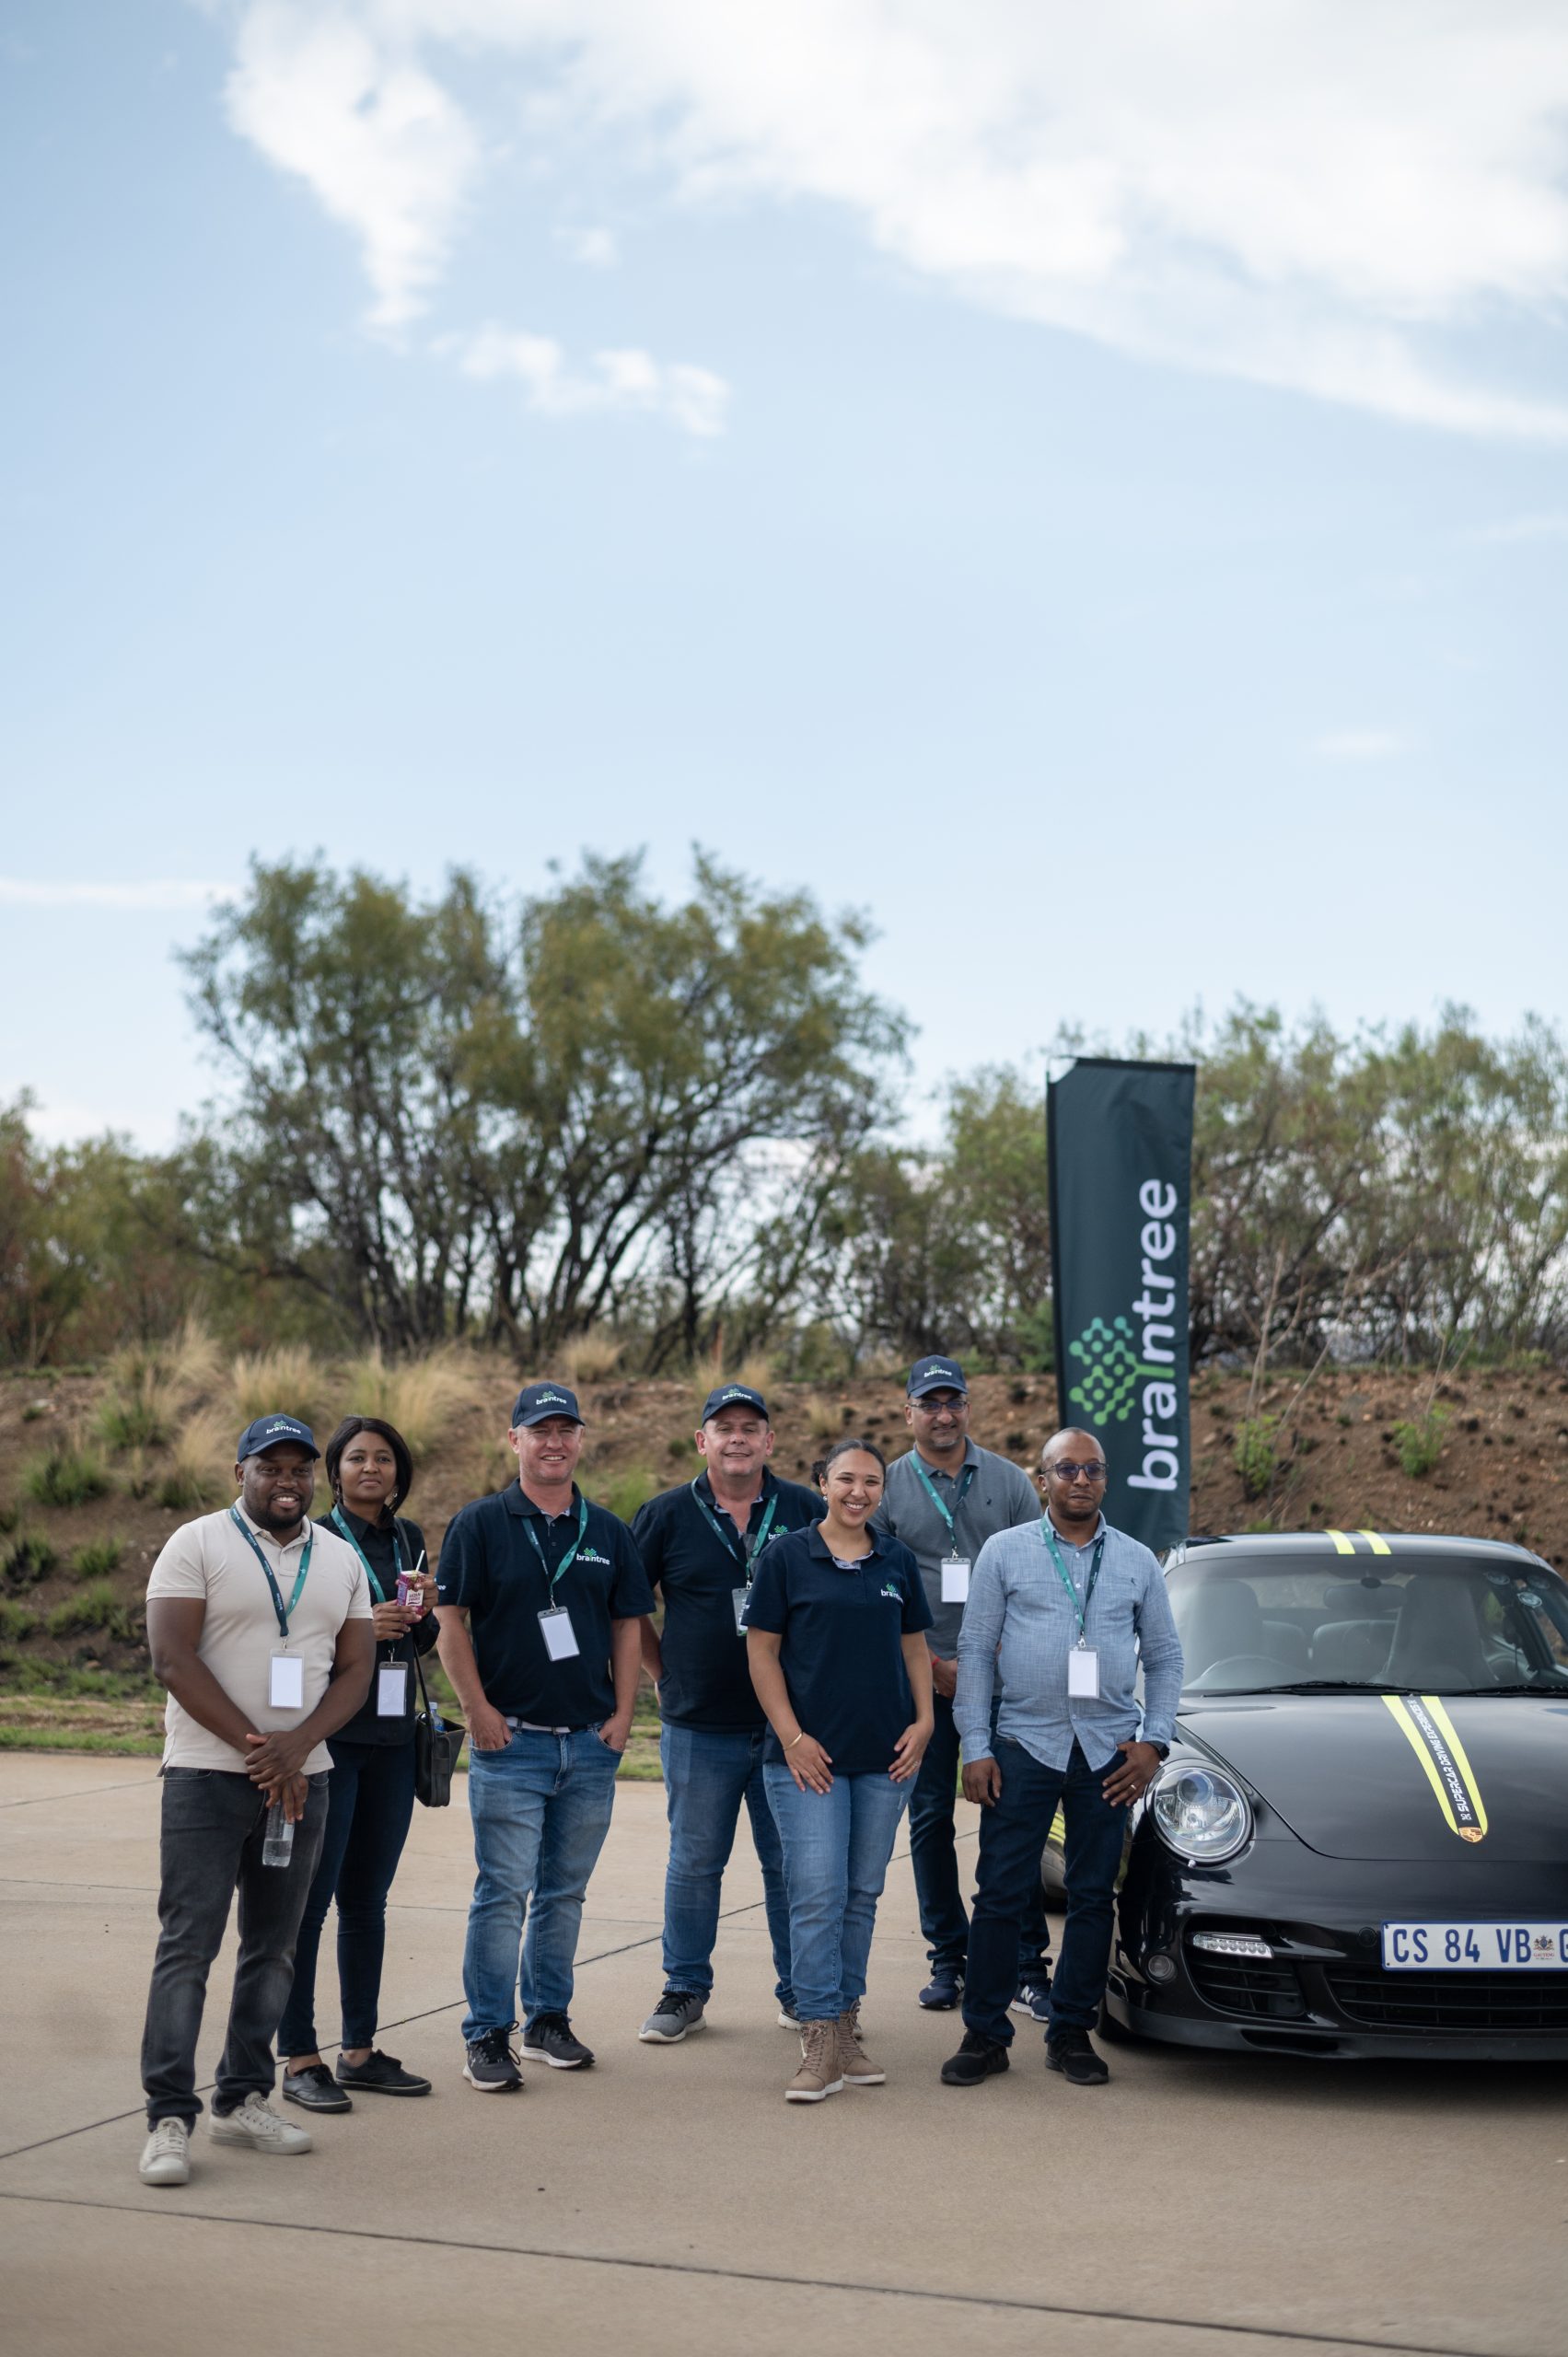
[745,1436,934,2104]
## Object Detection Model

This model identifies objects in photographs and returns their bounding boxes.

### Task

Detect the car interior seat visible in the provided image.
[1384,1575,1491,1690]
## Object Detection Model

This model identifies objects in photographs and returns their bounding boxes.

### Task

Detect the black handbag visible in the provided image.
[411,1637,466,1808]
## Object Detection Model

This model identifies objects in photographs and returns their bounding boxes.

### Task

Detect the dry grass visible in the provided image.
[557,1330,625,1386]
[686,1346,777,1418]
[804,1393,845,1439]
[334,1344,478,1458]
[228,1344,329,1434]
[157,1410,240,1514]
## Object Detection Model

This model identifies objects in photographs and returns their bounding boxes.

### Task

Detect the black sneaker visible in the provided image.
[463,2027,523,2093]
[335,2049,431,2096]
[639,1990,708,2044]
[282,2061,353,2113]
[520,2013,595,2070]
[940,2029,1010,2086]
[918,1966,965,2011]
[1010,1973,1052,2023]
[1046,2026,1109,2085]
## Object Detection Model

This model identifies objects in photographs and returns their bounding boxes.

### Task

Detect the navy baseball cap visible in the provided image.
[511,1382,585,1428]
[236,1414,319,1462]
[906,1356,968,1399]
[701,1383,769,1424]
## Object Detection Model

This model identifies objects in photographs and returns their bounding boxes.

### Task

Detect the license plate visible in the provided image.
[1381,1921,1568,1971]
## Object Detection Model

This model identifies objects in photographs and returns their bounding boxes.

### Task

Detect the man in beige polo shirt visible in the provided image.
[136,1414,374,2189]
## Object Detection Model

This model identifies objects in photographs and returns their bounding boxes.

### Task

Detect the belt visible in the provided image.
[505,1716,591,1735]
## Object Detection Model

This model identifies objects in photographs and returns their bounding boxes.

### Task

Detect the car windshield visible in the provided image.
[1167,1552,1568,1695]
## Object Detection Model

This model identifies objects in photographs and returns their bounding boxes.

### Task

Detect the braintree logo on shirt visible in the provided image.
[577,1547,610,1565]
[1064,1178,1183,1497]
[879,1581,901,1601]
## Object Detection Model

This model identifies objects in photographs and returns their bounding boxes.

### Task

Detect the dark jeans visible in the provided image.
[962,1737,1125,2045]
[276,1736,416,2057]
[141,1767,330,2128]
[910,1691,1051,1979]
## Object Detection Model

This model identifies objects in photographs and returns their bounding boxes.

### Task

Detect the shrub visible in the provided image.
[4,1531,57,1585]
[591,1463,659,1523]
[0,1499,17,1537]
[20,1400,49,1423]
[0,1599,39,1642]
[804,1394,844,1439]
[70,1538,125,1580]
[229,1342,326,1432]
[334,1343,475,1459]
[1234,1414,1281,1501]
[558,1330,625,1386]
[1391,1404,1451,1480]
[24,1444,111,1508]
[157,1411,234,1513]
[46,1580,131,1642]
[97,1385,174,1453]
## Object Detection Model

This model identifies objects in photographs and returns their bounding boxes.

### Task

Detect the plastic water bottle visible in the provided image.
[262,1799,295,1868]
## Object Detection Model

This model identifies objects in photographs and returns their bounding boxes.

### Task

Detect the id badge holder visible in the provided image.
[732,1585,751,1635]
[539,1607,580,1662]
[377,1662,410,1716]
[940,1554,971,1606]
[1067,1644,1100,1700]
[269,1652,305,1710]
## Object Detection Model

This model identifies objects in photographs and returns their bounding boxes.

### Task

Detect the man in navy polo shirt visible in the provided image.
[632,1384,823,2044]
[436,1383,654,2089]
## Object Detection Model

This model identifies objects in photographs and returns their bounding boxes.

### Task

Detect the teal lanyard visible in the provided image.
[522,1495,589,1602]
[910,1455,975,1549]
[329,1505,405,1608]
[1042,1520,1105,1644]
[690,1482,779,1585]
[229,1507,312,1640]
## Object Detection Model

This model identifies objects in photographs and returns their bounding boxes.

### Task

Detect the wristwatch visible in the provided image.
[1142,1739,1170,1761]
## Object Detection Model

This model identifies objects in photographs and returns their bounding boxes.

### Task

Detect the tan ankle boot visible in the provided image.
[785,2018,844,2103]
[836,2005,885,2084]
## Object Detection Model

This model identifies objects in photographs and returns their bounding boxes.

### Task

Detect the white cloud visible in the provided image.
[0,878,235,910]
[1313,729,1409,762]
[225,4,481,327]
[222,3,1568,436]
[444,323,729,435]
[557,225,618,268]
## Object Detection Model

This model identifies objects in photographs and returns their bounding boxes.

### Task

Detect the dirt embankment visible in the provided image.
[4,1359,1566,1736]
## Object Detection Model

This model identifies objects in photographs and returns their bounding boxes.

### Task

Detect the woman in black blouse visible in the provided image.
[278,1416,438,2108]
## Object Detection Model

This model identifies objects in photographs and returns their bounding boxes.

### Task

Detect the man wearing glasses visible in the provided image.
[940,1427,1183,2089]
[875,1357,1047,2014]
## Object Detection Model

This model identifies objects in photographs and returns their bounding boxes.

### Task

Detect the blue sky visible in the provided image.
[4,1,1567,1149]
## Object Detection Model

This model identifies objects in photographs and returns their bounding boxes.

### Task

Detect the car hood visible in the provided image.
[1175,1692,1568,1864]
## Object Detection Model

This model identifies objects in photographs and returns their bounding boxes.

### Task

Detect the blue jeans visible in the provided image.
[962,1737,1127,2045]
[910,1691,1052,1980]
[460,1727,620,2039]
[660,1724,794,2008]
[277,1736,416,2056]
[763,1766,910,2022]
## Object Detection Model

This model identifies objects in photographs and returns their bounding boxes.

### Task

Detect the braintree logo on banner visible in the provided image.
[1064,1179,1183,1495]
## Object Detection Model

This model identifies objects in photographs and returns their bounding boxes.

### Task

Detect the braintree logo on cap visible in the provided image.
[919,1365,948,1382]
[265,1419,300,1435]
[537,1391,569,1405]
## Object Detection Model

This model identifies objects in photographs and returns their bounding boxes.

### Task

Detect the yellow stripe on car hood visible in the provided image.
[1382,1694,1489,1841]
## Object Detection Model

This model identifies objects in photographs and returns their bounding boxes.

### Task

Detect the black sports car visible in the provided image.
[1043,1530,1568,2059]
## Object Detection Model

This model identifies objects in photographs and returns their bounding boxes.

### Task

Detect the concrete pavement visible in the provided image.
[1,1755,1563,2357]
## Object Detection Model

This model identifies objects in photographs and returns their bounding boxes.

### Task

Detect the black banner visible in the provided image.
[1048,1057,1197,1553]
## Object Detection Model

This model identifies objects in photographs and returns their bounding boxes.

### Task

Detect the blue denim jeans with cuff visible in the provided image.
[763,1766,910,2022]
[659,1723,794,2010]
[461,1725,620,2039]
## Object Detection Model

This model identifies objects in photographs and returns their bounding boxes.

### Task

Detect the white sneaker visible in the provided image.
[138,2118,191,2187]
[208,2094,313,2155]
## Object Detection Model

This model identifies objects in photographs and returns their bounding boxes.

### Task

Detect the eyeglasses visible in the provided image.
[1047,1461,1107,1483]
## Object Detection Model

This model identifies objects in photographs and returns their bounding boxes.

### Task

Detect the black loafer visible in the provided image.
[282,2062,353,2112]
[335,2049,432,2096]
[940,2030,1010,2086]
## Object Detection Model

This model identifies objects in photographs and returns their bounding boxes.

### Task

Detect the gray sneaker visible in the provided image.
[638,1990,708,2044]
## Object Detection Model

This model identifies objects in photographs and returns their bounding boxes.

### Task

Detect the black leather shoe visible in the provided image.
[940,2030,1010,2086]
[335,2049,432,2096]
[1046,2027,1109,2085]
[282,2062,353,2112]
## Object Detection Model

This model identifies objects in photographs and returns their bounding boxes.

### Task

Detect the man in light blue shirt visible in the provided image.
[941,1427,1183,2089]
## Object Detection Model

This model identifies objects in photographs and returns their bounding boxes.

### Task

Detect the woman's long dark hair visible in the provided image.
[324,1415,415,1517]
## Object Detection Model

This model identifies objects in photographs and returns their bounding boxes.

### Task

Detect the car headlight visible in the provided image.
[1152,1761,1251,1864]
